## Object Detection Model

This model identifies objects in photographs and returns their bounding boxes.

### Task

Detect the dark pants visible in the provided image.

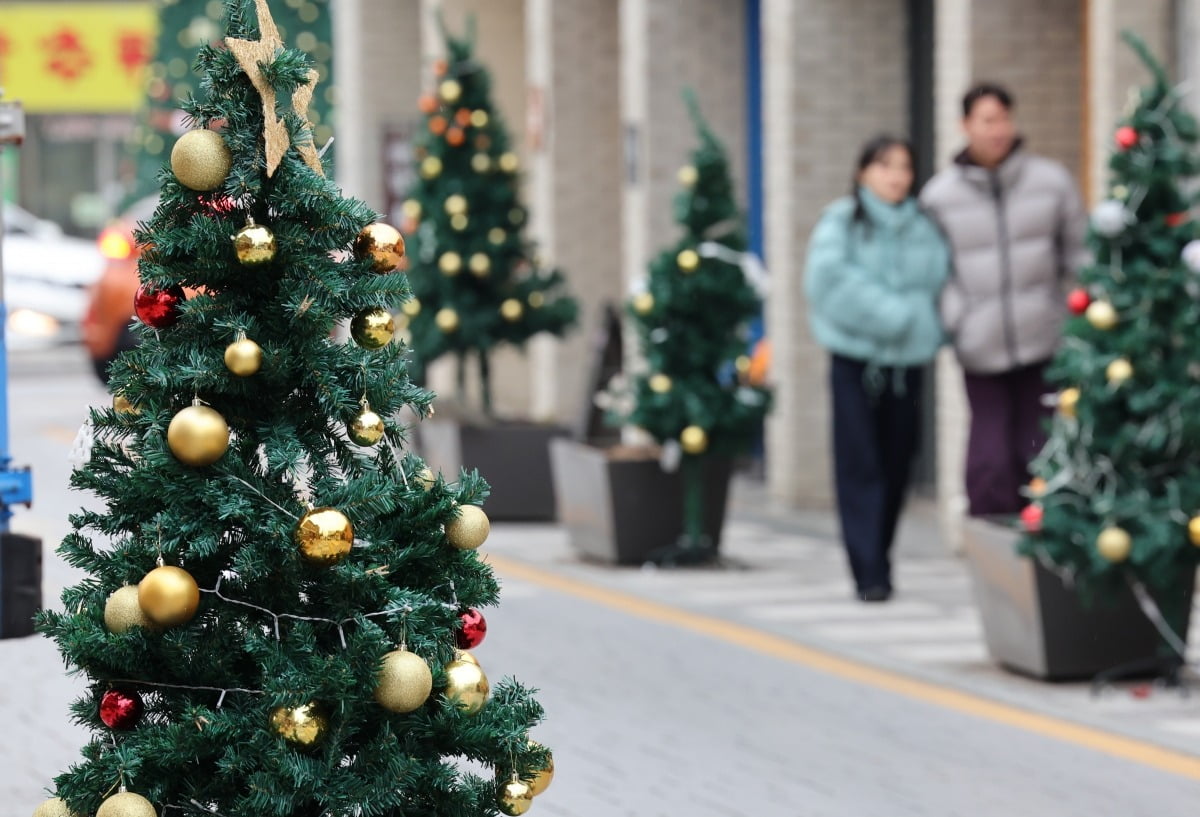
[963,361,1051,517]
[830,355,922,593]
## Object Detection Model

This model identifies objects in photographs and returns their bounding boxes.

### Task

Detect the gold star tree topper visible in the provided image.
[225,0,324,177]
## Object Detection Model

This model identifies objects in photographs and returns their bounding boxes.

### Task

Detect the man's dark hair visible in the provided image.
[962,83,1014,117]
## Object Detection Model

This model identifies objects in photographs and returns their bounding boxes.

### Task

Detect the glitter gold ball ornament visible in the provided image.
[294,507,354,566]
[351,308,396,349]
[224,336,263,377]
[500,298,523,322]
[349,402,385,446]
[375,649,434,713]
[439,79,462,104]
[354,223,406,273]
[113,394,140,416]
[1058,387,1080,418]
[33,797,79,817]
[472,153,492,173]
[488,227,507,245]
[677,164,699,187]
[497,778,533,816]
[469,252,491,277]
[528,292,545,309]
[170,129,231,191]
[436,308,460,333]
[1188,516,1200,546]
[443,656,489,715]
[420,156,443,179]
[446,504,489,550]
[676,248,700,273]
[1106,358,1133,385]
[451,214,469,231]
[680,425,708,455]
[1086,300,1118,330]
[269,702,328,749]
[233,222,277,266]
[402,199,422,220]
[632,292,654,315]
[649,374,672,393]
[445,194,468,216]
[138,565,200,627]
[471,109,489,128]
[167,403,230,467]
[1097,526,1132,563]
[528,742,555,796]
[439,251,463,276]
[96,791,156,817]
[402,299,421,317]
[498,152,519,173]
[104,585,154,633]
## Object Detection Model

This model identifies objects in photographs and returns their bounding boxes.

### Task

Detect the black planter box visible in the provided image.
[1,532,41,639]
[549,438,732,565]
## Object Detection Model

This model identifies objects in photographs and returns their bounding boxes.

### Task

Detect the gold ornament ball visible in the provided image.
[445,194,468,216]
[375,649,434,713]
[420,156,443,179]
[450,214,470,231]
[33,797,80,817]
[402,199,422,220]
[500,298,524,322]
[171,129,231,192]
[439,251,463,276]
[1058,387,1080,418]
[105,585,154,634]
[402,299,422,317]
[528,292,545,309]
[470,109,489,128]
[439,79,463,104]
[1086,300,1118,331]
[444,656,490,715]
[454,649,479,665]
[497,779,534,816]
[469,252,491,277]
[113,394,140,415]
[224,337,263,377]
[351,308,396,349]
[472,153,492,173]
[167,404,230,467]
[680,425,708,455]
[446,504,490,550]
[498,152,520,173]
[233,223,277,266]
[269,702,329,749]
[294,507,354,566]
[649,374,672,394]
[349,406,385,446]
[414,466,436,490]
[527,742,555,796]
[677,248,700,273]
[735,355,752,375]
[1096,526,1132,563]
[436,308,460,333]
[354,223,406,273]
[677,165,699,187]
[488,227,507,245]
[632,292,655,315]
[1188,516,1200,547]
[138,565,200,627]
[1106,358,1133,385]
[96,792,156,817]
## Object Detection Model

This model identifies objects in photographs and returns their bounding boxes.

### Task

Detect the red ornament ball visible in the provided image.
[1166,211,1190,228]
[455,608,488,650]
[99,688,144,730]
[1020,504,1044,534]
[1114,126,1138,150]
[134,284,186,329]
[1066,288,1091,315]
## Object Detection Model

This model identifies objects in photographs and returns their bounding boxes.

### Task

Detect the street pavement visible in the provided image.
[2,348,1200,815]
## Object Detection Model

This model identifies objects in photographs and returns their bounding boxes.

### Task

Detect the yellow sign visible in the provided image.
[0,3,158,113]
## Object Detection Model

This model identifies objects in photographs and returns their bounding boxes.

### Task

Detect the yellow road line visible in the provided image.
[488,553,1200,781]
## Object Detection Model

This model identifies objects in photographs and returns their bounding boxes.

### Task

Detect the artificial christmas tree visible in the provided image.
[33,3,552,815]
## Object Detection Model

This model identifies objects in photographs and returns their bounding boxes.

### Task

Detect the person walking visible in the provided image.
[805,135,950,602]
[921,83,1088,517]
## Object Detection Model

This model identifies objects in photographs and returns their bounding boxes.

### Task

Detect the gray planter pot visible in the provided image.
[962,516,1194,680]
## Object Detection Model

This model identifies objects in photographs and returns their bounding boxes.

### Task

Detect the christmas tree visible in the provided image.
[33,3,552,816]
[1020,34,1200,644]
[616,92,771,562]
[400,18,577,415]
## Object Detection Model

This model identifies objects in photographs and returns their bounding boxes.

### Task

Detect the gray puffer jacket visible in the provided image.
[920,147,1087,374]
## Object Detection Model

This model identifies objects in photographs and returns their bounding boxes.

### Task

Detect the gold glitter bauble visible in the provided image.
[436,308,460,333]
[677,164,699,187]
[402,199,422,220]
[632,292,654,315]
[294,507,354,566]
[351,308,396,349]
[224,337,263,377]
[439,79,462,104]
[444,656,489,715]
[500,298,523,322]
[1086,300,1118,330]
[471,153,492,173]
[444,194,468,216]
[488,227,507,245]
[446,504,489,550]
[104,585,154,634]
[269,702,328,749]
[421,156,443,178]
[498,152,519,173]
[349,404,385,446]
[680,425,708,455]
[676,248,700,273]
[113,394,140,415]
[1188,516,1200,546]
[1096,526,1132,563]
[138,566,200,627]
[375,649,433,713]
[649,374,672,393]
[414,466,435,490]
[354,223,406,273]
[439,251,463,276]
[470,109,489,128]
[167,404,230,466]
[450,214,469,231]
[528,292,545,309]
[233,223,277,266]
[528,742,555,796]
[1106,358,1133,385]
[96,792,156,817]
[497,779,533,816]
[170,129,231,191]
[469,252,491,277]
[33,797,80,817]
[1058,387,1080,418]
[402,299,421,317]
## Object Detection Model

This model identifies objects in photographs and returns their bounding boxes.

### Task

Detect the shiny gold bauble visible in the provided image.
[676,248,701,273]
[439,79,462,104]
[96,792,156,817]
[420,156,443,179]
[1106,358,1133,385]
[224,337,263,377]
[488,227,507,245]
[375,649,434,712]
[294,507,354,566]
[439,251,463,276]
[450,214,469,231]
[1058,387,1080,418]
[472,153,492,173]
[435,308,460,333]
[1086,300,1118,331]
[680,425,708,455]
[349,404,385,446]
[1188,516,1200,547]
[496,152,519,174]
[500,298,524,322]
[469,253,491,277]
[527,741,555,796]
[454,649,479,665]
[113,394,140,415]
[105,585,155,633]
[233,223,277,266]
[497,779,533,816]
[632,292,655,315]
[351,308,396,349]
[171,129,231,191]
[677,164,699,187]
[402,299,422,317]
[167,404,230,467]
[445,194,468,216]
[354,223,406,273]
[446,504,490,550]
[444,656,489,715]
[528,292,545,309]
[470,109,489,128]
[138,566,200,627]
[33,797,80,817]
[269,702,329,748]
[402,199,422,220]
[414,466,436,490]
[649,374,672,394]
[1096,526,1132,563]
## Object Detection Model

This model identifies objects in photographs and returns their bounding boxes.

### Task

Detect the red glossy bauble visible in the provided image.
[1020,503,1044,534]
[1166,211,1190,228]
[134,284,186,328]
[100,688,144,730]
[1066,288,1091,315]
[455,608,488,650]
[1114,126,1138,150]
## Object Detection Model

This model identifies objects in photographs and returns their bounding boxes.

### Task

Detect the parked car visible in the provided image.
[2,203,106,351]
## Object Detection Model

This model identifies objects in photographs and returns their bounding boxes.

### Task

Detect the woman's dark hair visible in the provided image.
[851,134,916,226]
[962,83,1014,117]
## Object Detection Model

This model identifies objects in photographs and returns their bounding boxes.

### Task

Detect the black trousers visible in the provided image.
[830,355,922,593]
